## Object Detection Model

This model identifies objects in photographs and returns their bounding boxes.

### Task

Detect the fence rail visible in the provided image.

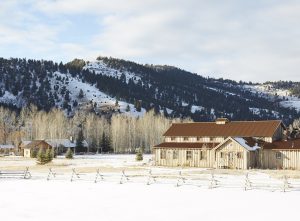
[2,167,300,192]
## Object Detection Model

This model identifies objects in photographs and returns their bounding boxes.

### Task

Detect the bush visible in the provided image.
[30,149,38,158]
[65,148,73,159]
[135,148,143,161]
[36,148,53,165]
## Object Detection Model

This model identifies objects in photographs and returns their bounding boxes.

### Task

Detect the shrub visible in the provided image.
[65,148,73,159]
[36,148,54,165]
[30,149,38,158]
[135,148,143,161]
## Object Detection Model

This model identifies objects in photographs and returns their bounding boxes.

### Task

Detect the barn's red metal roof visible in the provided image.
[163,120,284,137]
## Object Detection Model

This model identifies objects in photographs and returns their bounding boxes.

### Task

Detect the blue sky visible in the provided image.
[0,0,300,82]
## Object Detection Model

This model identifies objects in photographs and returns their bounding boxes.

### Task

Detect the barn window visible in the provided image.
[171,137,176,141]
[220,152,224,158]
[237,152,243,159]
[197,137,201,141]
[186,151,192,160]
[200,150,207,160]
[173,150,178,159]
[183,137,189,141]
[209,137,214,142]
[276,152,282,159]
[160,150,166,159]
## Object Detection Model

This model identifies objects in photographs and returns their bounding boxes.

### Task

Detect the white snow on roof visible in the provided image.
[21,141,32,146]
[45,139,76,148]
[233,137,260,151]
[45,139,88,148]
[0,144,15,149]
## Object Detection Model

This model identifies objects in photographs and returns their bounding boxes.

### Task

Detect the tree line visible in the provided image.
[0,106,190,153]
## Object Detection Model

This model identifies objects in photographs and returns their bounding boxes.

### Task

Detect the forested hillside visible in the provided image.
[0,56,299,125]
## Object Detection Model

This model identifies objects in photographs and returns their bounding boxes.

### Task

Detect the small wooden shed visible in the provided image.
[22,140,53,158]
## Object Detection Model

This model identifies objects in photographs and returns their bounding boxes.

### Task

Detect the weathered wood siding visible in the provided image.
[154,148,214,167]
[214,140,251,169]
[260,149,300,169]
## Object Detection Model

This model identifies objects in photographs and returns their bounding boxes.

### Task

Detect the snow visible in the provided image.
[1,172,300,221]
[244,84,300,112]
[249,107,280,117]
[52,72,146,117]
[1,154,300,221]
[234,137,260,151]
[181,101,189,107]
[0,144,15,149]
[84,60,142,83]
[191,105,204,113]
[0,91,17,105]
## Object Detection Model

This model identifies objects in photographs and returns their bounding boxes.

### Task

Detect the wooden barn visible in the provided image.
[153,118,300,169]
[22,140,53,158]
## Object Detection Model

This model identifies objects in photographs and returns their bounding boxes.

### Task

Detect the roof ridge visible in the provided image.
[173,120,282,124]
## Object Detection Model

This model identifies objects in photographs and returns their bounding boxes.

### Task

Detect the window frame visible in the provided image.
[170,137,176,141]
[186,150,192,160]
[275,152,282,159]
[183,137,189,141]
[200,150,207,160]
[160,150,166,159]
[237,152,243,159]
[173,150,178,160]
[220,152,224,158]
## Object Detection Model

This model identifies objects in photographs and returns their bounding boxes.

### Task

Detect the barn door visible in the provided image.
[228,152,234,169]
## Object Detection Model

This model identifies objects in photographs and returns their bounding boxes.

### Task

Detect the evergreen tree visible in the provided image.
[65,148,73,159]
[78,89,84,99]
[76,129,85,153]
[135,148,143,161]
[126,104,130,112]
[37,148,46,164]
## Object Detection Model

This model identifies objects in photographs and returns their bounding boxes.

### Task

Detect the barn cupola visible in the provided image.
[215,118,230,125]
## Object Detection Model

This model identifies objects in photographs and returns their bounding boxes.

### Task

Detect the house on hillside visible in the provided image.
[153,118,300,169]
[22,140,53,158]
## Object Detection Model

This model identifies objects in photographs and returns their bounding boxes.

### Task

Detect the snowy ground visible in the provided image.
[1,154,300,220]
[1,179,300,221]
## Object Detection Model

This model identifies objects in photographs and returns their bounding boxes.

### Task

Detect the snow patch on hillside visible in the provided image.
[84,60,141,83]
[244,84,300,112]
[51,72,145,117]
[191,105,205,113]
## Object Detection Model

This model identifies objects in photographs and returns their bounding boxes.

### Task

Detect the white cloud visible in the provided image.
[1,0,300,82]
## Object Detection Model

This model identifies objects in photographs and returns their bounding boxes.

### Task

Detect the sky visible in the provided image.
[0,0,300,82]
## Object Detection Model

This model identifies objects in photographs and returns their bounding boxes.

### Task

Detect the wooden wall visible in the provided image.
[214,140,254,169]
[153,148,214,167]
[260,149,300,169]
[154,139,257,169]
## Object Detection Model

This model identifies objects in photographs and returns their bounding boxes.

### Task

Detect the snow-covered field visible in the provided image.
[1,178,300,221]
[1,154,300,220]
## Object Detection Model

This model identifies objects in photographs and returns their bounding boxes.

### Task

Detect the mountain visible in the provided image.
[0,56,299,124]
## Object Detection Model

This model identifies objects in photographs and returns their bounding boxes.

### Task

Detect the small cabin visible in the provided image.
[22,140,53,158]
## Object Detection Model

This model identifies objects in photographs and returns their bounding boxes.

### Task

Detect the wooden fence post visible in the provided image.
[70,168,80,182]
[94,169,104,183]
